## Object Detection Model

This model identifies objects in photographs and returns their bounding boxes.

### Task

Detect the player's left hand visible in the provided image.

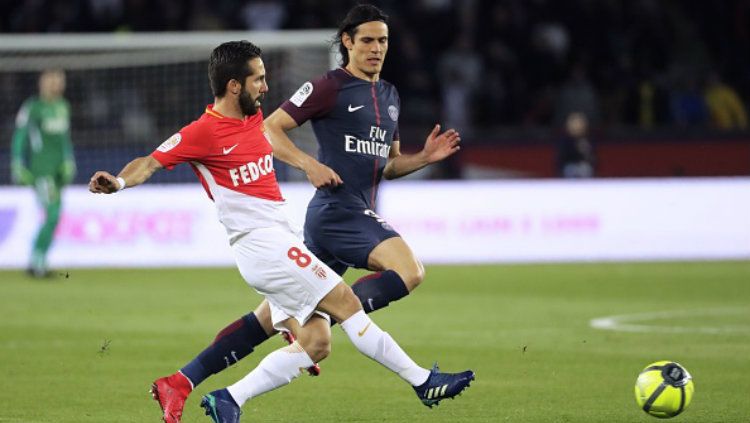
[422,124,461,163]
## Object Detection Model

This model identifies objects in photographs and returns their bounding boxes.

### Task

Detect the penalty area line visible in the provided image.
[589,308,750,334]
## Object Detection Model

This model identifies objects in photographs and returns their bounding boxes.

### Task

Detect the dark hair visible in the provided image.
[336,4,389,66]
[208,41,262,97]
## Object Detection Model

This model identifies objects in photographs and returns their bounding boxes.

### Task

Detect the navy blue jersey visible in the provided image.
[280,68,400,210]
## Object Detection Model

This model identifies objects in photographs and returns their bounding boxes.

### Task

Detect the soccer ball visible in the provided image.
[634,361,694,418]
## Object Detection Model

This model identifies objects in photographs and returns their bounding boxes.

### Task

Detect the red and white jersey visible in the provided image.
[151,105,293,242]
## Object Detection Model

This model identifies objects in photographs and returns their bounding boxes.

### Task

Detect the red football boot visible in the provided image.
[150,372,192,423]
[281,331,321,376]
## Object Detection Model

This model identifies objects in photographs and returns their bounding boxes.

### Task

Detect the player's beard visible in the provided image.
[239,89,263,116]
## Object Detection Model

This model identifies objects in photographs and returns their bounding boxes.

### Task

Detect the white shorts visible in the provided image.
[232,222,341,331]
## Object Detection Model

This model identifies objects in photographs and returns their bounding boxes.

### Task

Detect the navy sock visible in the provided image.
[181,312,269,387]
[351,270,410,313]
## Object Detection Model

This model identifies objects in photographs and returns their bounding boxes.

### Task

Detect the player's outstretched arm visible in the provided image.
[382,124,461,180]
[89,155,163,194]
[265,109,342,188]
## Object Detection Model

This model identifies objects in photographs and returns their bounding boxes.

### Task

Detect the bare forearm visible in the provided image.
[264,109,342,188]
[265,127,317,173]
[90,155,161,194]
[383,151,429,180]
[118,156,161,188]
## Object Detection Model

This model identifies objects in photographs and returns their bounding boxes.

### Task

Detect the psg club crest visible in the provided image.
[388,105,399,122]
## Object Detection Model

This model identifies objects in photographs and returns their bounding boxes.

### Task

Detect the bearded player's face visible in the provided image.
[239,57,268,116]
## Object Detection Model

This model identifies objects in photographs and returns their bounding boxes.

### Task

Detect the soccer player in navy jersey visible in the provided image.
[269,4,461,307]
[150,6,466,421]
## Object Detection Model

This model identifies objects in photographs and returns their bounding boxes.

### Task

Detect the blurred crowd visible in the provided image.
[2,0,749,135]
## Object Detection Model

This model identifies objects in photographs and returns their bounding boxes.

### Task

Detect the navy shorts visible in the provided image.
[303,203,400,276]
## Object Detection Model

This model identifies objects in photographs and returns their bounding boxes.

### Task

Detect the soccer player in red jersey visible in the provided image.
[89,40,473,423]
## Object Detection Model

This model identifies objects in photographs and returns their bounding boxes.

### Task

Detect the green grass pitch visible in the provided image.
[1,261,749,422]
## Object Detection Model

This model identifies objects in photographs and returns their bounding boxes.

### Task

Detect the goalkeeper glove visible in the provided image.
[61,160,77,185]
[11,161,33,185]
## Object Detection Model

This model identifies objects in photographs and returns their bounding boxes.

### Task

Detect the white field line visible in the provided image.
[590,308,750,334]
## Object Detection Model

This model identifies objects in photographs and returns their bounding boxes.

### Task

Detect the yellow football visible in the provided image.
[635,361,694,418]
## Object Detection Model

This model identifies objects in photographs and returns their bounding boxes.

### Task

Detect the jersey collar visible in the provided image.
[339,67,380,84]
[205,104,226,119]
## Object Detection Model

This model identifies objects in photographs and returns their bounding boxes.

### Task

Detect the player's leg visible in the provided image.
[305,205,424,313]
[180,300,274,385]
[202,281,471,422]
[305,204,414,313]
[278,326,322,376]
[354,236,423,311]
[317,282,475,407]
[201,315,330,422]
[151,301,274,423]
[366,236,424,290]
[198,224,360,421]
[29,176,61,277]
[318,282,428,385]
[202,224,472,421]
[302,204,351,276]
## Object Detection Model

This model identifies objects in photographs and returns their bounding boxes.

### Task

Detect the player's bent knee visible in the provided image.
[297,331,331,362]
[305,338,331,362]
[398,261,425,291]
[340,285,364,315]
[252,301,276,336]
[318,283,364,322]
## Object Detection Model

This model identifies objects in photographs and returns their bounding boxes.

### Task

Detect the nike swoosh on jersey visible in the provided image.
[348,104,365,112]
[223,144,239,154]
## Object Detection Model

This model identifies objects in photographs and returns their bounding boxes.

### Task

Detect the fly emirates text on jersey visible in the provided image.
[344,126,391,159]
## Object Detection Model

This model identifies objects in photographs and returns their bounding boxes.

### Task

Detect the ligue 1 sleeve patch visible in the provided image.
[157,133,182,152]
[289,82,313,107]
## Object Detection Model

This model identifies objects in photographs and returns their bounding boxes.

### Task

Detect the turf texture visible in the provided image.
[0,261,748,422]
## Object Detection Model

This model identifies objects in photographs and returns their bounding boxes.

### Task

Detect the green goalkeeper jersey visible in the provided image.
[11,96,74,179]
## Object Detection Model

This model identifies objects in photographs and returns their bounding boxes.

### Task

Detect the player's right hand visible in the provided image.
[89,171,120,194]
[304,160,343,189]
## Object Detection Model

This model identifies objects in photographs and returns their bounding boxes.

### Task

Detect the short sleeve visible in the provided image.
[150,121,210,170]
[279,75,338,126]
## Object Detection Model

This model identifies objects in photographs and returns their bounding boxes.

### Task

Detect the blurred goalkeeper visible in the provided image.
[11,69,76,278]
